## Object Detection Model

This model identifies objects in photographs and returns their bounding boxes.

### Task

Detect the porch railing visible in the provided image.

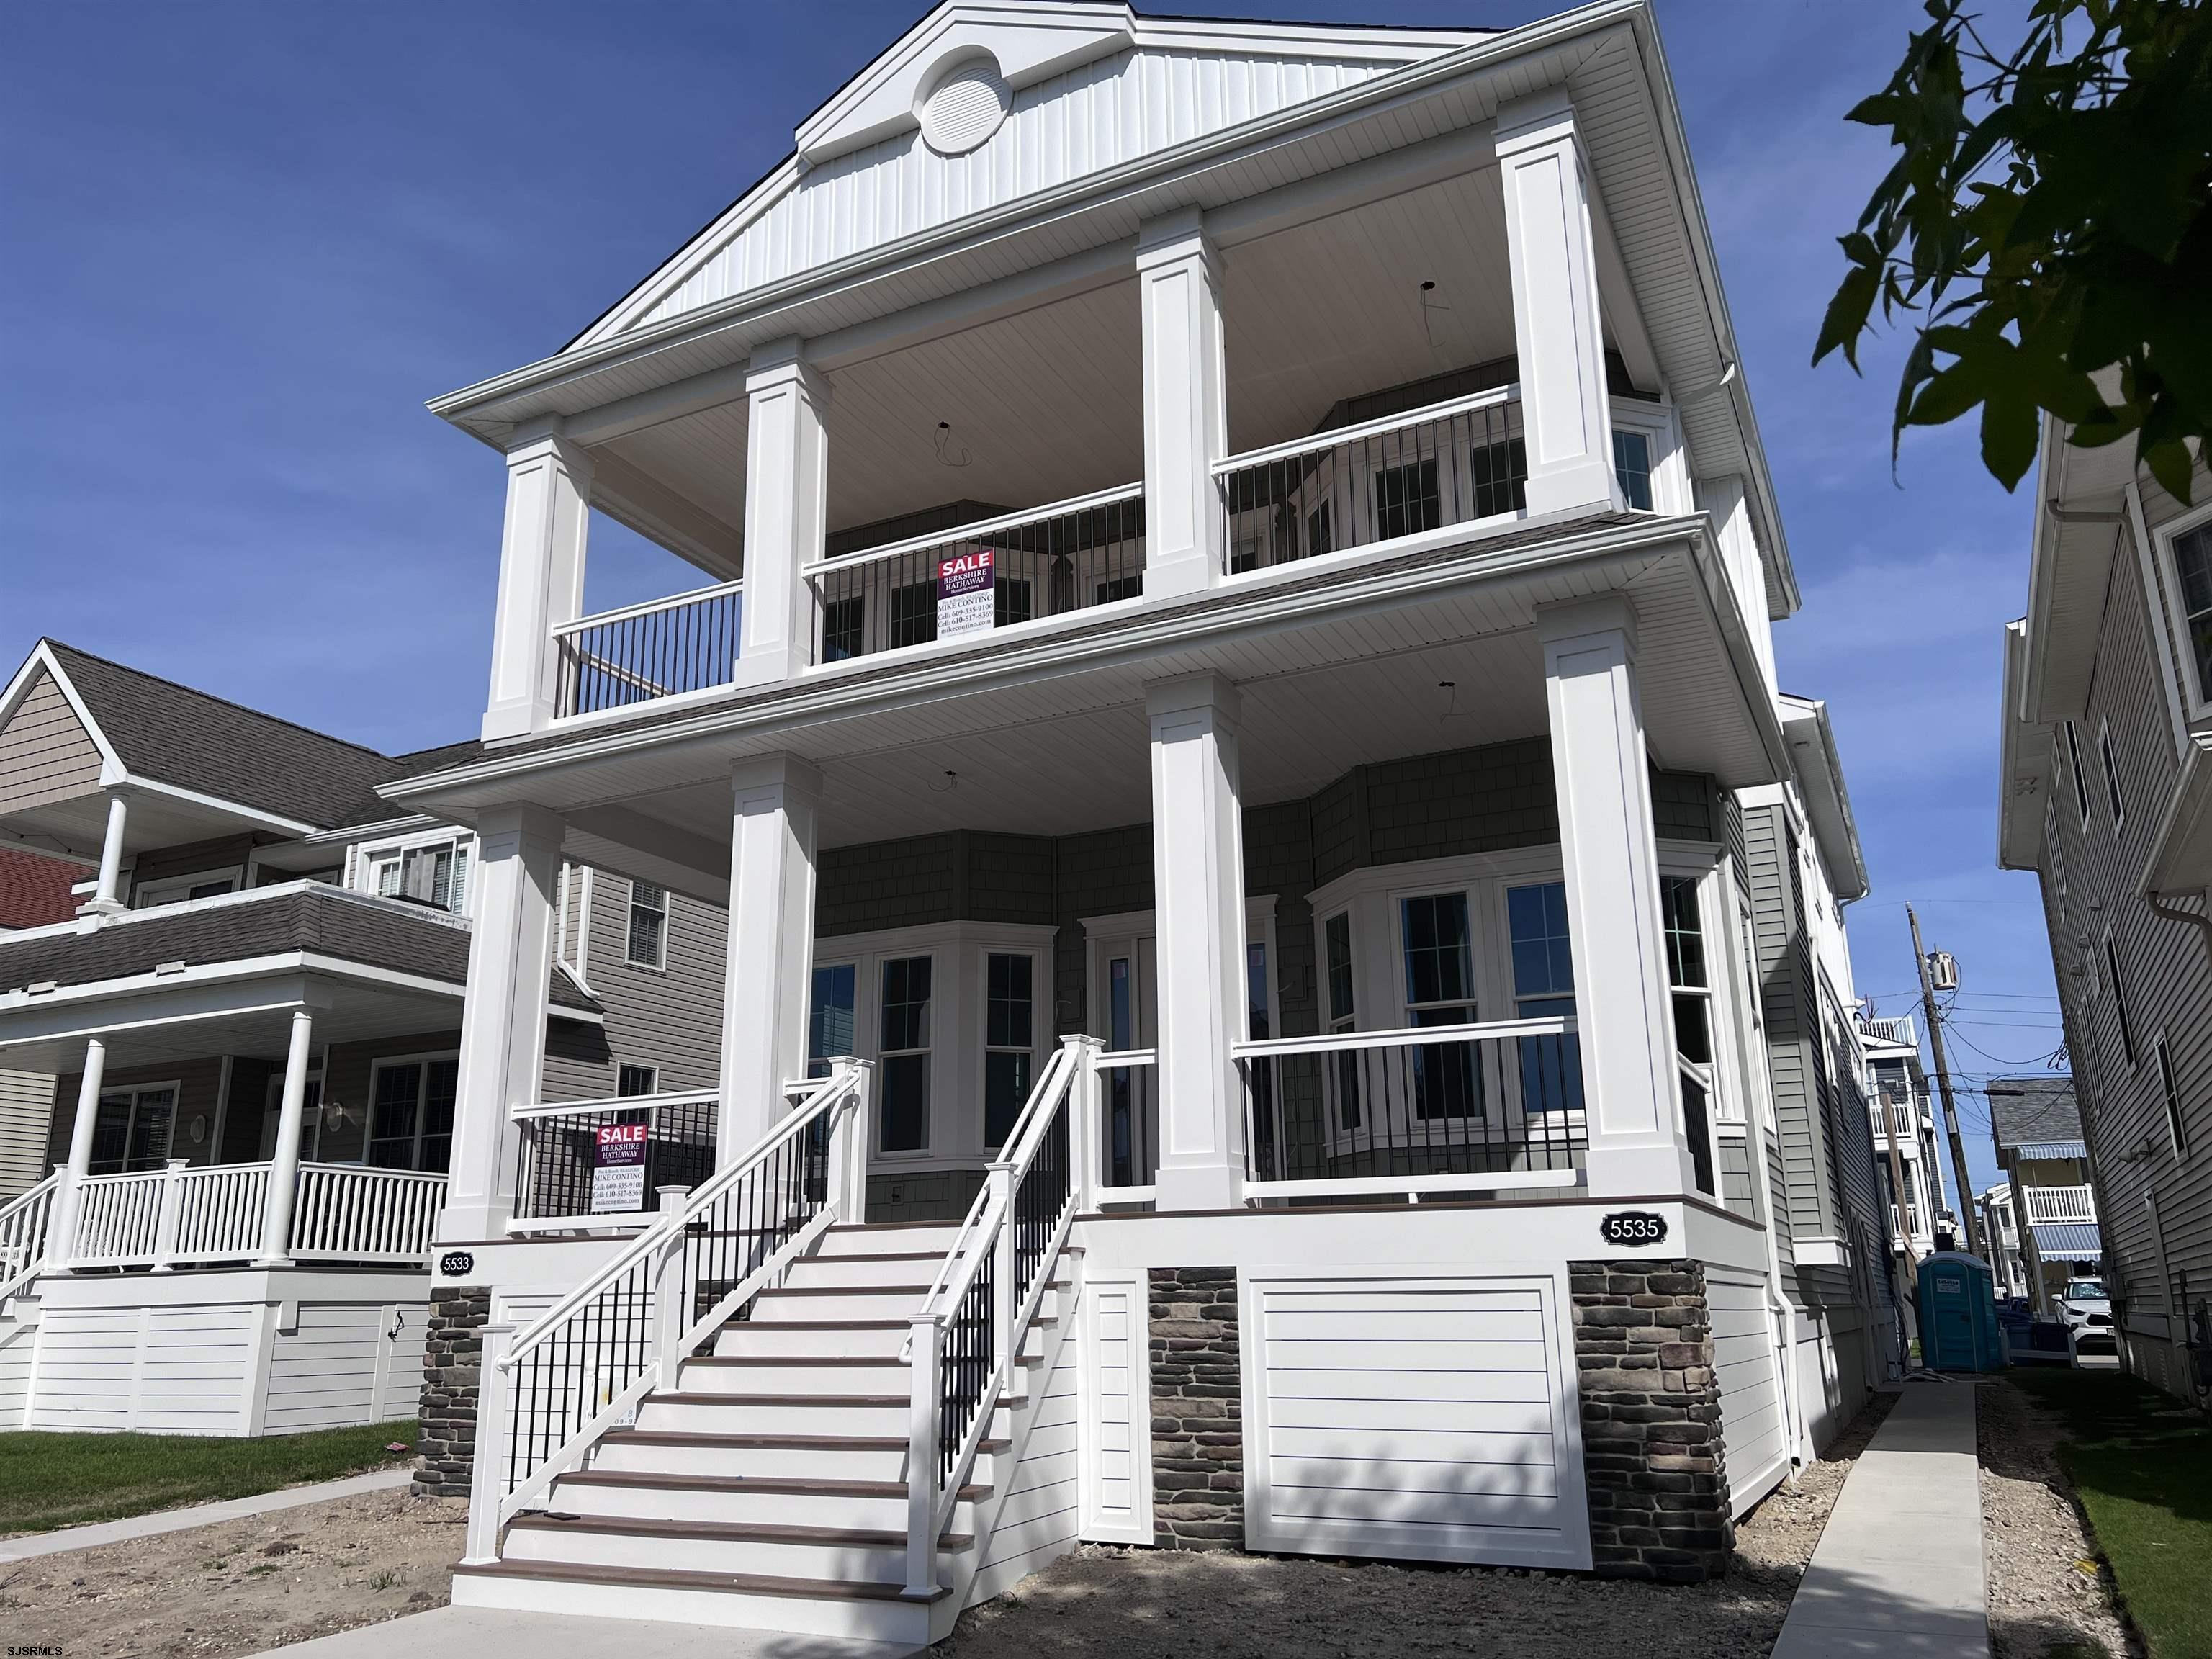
[1234,1017,1585,1202]
[289,1166,446,1262]
[2023,1184,2098,1225]
[1094,1046,1156,1206]
[166,1164,271,1264]
[48,1159,444,1272]
[903,1036,1093,1597]
[0,1169,62,1300]
[801,485,1144,666]
[466,1061,872,1563]
[70,1168,171,1267]
[1214,385,1524,575]
[508,1091,719,1228]
[553,580,743,718]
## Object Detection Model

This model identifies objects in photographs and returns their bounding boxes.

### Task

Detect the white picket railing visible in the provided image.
[70,1168,170,1266]
[2023,1184,2097,1225]
[903,1036,1094,1596]
[289,1165,446,1262]
[166,1163,271,1264]
[0,1169,63,1300]
[465,1061,873,1564]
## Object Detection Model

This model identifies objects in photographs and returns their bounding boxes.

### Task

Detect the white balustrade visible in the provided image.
[289,1165,447,1262]
[70,1169,169,1266]
[0,1169,62,1299]
[2023,1184,2098,1226]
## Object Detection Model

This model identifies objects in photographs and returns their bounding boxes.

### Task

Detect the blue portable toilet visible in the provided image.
[1917,1251,2001,1372]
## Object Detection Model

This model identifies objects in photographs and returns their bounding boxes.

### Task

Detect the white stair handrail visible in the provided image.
[0,1169,63,1302]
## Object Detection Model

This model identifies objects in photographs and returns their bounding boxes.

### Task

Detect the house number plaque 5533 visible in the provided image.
[1599,1211,1668,1248]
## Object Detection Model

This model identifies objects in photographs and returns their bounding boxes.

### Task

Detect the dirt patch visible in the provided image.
[939,1393,1894,1658]
[1978,1377,2136,1659]
[0,1485,464,1658]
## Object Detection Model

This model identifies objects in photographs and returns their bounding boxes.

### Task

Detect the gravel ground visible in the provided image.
[938,1393,1895,1659]
[0,1485,463,1658]
[1978,1377,2136,1659]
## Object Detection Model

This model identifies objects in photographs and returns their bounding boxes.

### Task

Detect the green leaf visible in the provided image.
[1814,264,1882,369]
[1980,392,2040,489]
[2141,438,2195,507]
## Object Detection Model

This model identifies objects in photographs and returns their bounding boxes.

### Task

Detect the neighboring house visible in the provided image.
[1997,408,2212,1408]
[0,848,76,1200]
[361,2,1892,1635]
[0,641,720,1436]
[1859,1015,1953,1260]
[1981,1182,2028,1300]
[1984,1075,2103,1316]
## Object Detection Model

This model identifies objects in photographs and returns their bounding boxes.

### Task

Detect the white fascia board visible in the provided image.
[120,775,320,839]
[1996,616,2051,872]
[1777,695,1869,902]
[0,642,126,782]
[432,0,1645,429]
[376,514,1731,811]
[300,814,441,847]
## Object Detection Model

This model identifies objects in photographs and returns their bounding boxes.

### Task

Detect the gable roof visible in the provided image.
[6,642,477,837]
[1985,1075,2082,1150]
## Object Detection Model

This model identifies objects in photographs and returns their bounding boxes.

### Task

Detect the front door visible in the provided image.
[1090,929,1158,1191]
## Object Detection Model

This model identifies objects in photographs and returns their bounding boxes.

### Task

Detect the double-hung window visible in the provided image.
[1506,882,1582,1116]
[1373,459,1442,542]
[367,1056,458,1172]
[2064,720,2092,824]
[1401,893,1479,1120]
[2099,724,2125,830]
[368,837,471,914]
[983,953,1035,1148]
[2157,1039,2187,1158]
[1661,876,1717,1195]
[2174,522,2212,703]
[878,956,932,1152]
[1613,429,1654,509]
[626,880,668,968]
[807,963,858,1079]
[993,577,1034,629]
[89,1084,177,1174]
[616,1064,658,1098]
[1324,912,1360,1130]
[2104,936,2136,1066]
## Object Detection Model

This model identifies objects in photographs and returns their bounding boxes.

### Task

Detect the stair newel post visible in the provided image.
[988,1164,1015,1380]
[652,1187,689,1385]
[905,1310,940,1597]
[464,1321,514,1566]
[1066,1035,1100,1212]
[150,1159,188,1272]
[829,1057,871,1224]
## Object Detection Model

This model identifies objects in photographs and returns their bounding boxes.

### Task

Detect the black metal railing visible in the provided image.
[1237,1018,1586,1198]
[1008,1097,1069,1315]
[938,1249,994,1480]
[554,582,742,717]
[1215,390,1524,575]
[806,487,1143,665]
[510,1094,719,1223]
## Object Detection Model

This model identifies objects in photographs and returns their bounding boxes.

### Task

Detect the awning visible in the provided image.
[2031,1222,2103,1259]
[2018,1141,2086,1160]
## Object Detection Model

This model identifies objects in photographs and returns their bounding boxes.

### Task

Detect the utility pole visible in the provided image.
[1910,903,1985,1261]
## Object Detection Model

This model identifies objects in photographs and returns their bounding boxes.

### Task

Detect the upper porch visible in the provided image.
[433,1,1791,756]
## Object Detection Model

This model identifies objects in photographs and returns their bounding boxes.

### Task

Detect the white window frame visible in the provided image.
[2102,932,2136,1069]
[365,1051,461,1172]
[616,1062,659,1099]
[2150,498,2212,719]
[981,947,1045,1151]
[2064,719,2092,826]
[89,1080,183,1174]
[355,827,477,916]
[1607,397,1691,516]
[624,878,670,971]
[2154,1037,2187,1160]
[132,868,241,909]
[2098,719,2125,832]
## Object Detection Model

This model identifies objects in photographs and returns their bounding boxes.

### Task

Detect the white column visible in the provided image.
[256,1009,316,1265]
[1498,89,1622,519]
[1538,597,1696,1197]
[1147,674,1247,1210]
[51,1036,109,1262]
[79,793,128,917]
[480,422,593,742]
[717,754,822,1158]
[1136,209,1228,601]
[440,805,563,1241]
[730,338,830,690]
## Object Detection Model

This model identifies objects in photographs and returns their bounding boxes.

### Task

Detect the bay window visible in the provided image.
[878,955,932,1152]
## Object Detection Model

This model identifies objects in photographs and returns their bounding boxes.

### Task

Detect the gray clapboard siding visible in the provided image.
[1744,804,1838,1254]
[555,871,726,1101]
[0,1070,57,1199]
[48,1056,227,1172]
[0,669,104,816]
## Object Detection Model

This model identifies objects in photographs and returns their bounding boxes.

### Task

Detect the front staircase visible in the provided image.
[454,1046,1098,1647]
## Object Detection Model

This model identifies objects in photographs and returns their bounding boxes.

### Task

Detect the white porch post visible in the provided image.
[480,421,593,742]
[1146,674,1247,1210]
[256,1009,316,1266]
[79,793,129,917]
[730,338,830,689]
[1497,88,1622,519]
[1538,597,1696,1197]
[1136,209,1228,601]
[50,1036,109,1264]
[440,805,564,1241]
[717,754,822,1159]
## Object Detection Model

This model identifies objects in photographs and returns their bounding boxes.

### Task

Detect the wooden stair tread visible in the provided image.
[559,1469,989,1501]
[512,1512,972,1550]
[457,1557,951,1605]
[603,1428,1010,1453]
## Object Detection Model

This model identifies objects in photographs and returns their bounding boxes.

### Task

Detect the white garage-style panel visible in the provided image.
[1242,1270,1590,1569]
[1707,1267,1789,1516]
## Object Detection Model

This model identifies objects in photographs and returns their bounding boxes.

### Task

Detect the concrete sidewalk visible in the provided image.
[1771,1380,1990,1659]
[247,1606,913,1659]
[0,1467,415,1563]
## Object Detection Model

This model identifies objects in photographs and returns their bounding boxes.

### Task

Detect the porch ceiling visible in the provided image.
[399,517,1779,904]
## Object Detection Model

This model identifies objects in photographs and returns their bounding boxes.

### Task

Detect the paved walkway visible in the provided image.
[248,1606,913,1659]
[0,1467,415,1563]
[1771,1380,1990,1659]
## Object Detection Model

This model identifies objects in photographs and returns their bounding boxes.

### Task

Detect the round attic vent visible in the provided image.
[919,54,1010,156]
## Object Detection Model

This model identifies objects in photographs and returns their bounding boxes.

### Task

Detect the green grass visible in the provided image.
[0,1419,418,1536]
[2010,1370,2212,1659]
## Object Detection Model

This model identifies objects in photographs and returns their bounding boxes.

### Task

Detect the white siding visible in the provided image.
[0,1311,35,1429]
[1078,1272,1151,1543]
[134,1305,258,1435]
[1243,1273,1590,1570]
[28,1306,142,1431]
[266,1302,426,1433]
[966,1295,1083,1605]
[1707,1268,1788,1517]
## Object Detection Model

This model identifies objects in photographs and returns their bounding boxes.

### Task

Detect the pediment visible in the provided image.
[570,2,1483,351]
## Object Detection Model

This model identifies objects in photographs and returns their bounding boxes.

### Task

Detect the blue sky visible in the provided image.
[0,0,2062,1199]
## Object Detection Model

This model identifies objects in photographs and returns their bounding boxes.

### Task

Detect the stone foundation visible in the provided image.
[1148,1265,1244,1549]
[1570,1259,1733,1581]
[415,1285,489,1497]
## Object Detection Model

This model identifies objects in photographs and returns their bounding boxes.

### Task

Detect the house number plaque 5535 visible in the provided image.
[1599,1211,1668,1248]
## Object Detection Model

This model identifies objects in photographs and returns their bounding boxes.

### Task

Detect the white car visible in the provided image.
[2058,1278,2113,1344]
